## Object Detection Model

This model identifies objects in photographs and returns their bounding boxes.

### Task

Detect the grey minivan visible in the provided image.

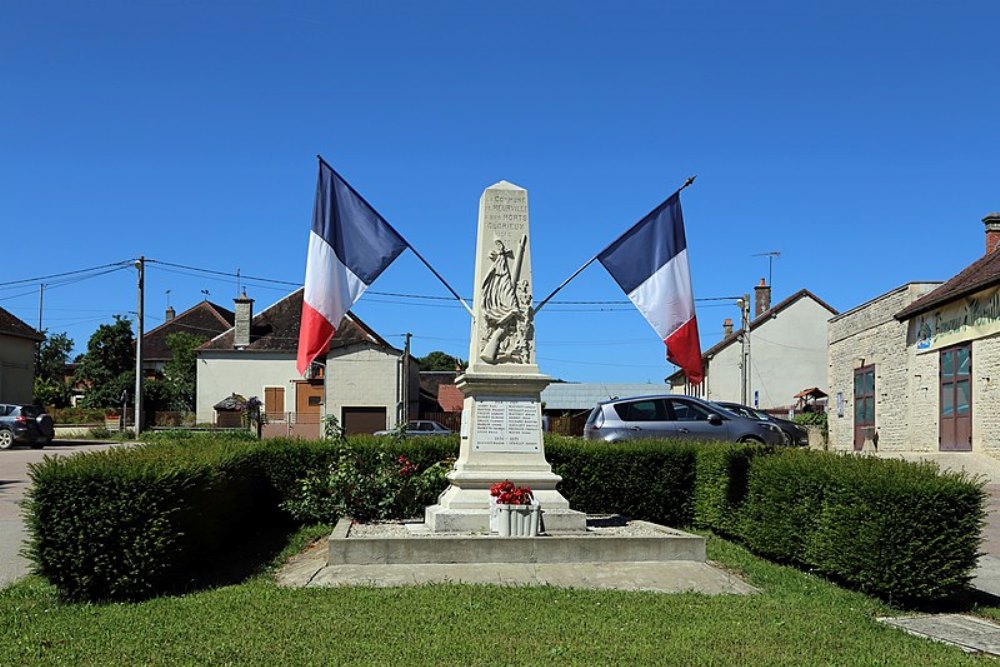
[583,394,785,445]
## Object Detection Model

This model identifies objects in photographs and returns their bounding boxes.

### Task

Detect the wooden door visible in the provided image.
[853,366,875,451]
[295,381,324,417]
[940,344,972,451]
[264,386,285,421]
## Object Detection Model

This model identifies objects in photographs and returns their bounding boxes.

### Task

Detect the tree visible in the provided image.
[162,332,206,411]
[75,316,135,408]
[33,331,74,407]
[416,351,466,371]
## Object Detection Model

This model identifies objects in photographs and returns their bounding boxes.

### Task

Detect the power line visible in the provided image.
[0,261,133,288]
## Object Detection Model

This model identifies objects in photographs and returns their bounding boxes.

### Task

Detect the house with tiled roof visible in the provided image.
[0,306,43,403]
[828,213,1000,453]
[666,281,837,410]
[142,300,234,374]
[195,289,417,438]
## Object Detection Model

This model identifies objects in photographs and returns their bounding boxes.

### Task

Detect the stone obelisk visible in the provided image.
[423,181,587,534]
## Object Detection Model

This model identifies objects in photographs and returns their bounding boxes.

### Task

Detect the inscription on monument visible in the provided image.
[473,396,541,452]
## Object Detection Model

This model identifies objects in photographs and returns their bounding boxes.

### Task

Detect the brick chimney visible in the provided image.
[165,305,175,321]
[754,278,771,318]
[985,213,1000,254]
[723,318,733,337]
[233,292,254,349]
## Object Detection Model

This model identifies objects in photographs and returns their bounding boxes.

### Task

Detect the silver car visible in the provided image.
[583,394,785,445]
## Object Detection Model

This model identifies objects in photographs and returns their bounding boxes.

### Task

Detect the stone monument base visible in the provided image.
[422,370,588,534]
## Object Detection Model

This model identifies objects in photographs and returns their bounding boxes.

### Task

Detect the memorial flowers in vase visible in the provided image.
[489,480,541,537]
[490,480,533,505]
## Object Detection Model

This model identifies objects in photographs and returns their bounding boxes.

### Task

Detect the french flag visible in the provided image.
[297,159,408,375]
[597,193,704,384]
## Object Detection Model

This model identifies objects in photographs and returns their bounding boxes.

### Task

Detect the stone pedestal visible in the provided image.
[423,180,586,534]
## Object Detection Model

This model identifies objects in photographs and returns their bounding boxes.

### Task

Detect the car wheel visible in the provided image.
[0,429,13,450]
[738,435,764,444]
[30,438,50,449]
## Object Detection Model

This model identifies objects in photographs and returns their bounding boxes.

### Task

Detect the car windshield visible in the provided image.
[19,405,42,418]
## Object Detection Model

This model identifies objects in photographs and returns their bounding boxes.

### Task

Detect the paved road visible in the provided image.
[0,440,127,589]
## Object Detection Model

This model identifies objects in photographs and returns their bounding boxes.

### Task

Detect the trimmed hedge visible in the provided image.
[24,433,987,605]
[692,442,772,536]
[548,436,697,527]
[24,435,460,601]
[806,456,985,603]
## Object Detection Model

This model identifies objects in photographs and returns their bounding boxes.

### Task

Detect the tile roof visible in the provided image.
[199,288,395,353]
[143,301,235,360]
[0,306,42,341]
[666,289,838,382]
[894,250,1000,321]
[540,383,667,411]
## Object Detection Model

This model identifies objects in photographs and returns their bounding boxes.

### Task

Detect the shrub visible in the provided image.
[547,436,697,527]
[739,449,833,563]
[282,446,453,523]
[805,457,985,604]
[693,442,772,535]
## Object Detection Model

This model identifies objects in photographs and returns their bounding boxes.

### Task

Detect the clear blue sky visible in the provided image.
[2,1,998,387]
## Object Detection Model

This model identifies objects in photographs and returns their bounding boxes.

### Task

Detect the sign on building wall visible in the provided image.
[915,284,1000,353]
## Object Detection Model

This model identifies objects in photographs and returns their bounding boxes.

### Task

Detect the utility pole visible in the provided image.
[738,293,751,405]
[37,283,45,332]
[402,332,412,425]
[134,256,145,435]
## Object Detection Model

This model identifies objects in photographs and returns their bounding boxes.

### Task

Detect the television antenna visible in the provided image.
[752,251,781,287]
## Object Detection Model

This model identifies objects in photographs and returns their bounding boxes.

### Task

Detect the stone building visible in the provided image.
[828,213,1000,452]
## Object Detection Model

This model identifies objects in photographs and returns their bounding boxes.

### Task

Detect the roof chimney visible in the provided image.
[985,213,1000,254]
[233,292,254,349]
[723,318,733,337]
[754,278,771,318]
[165,305,176,321]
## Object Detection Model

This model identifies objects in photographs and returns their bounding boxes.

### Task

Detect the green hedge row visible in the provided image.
[25,434,985,605]
[24,435,457,601]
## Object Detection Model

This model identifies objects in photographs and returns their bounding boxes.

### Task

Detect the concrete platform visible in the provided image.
[880,614,1000,655]
[328,515,706,565]
[278,538,758,595]
[274,514,757,595]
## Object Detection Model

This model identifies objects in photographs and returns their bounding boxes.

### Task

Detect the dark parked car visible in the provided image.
[713,401,810,446]
[583,394,785,445]
[0,403,54,450]
[373,420,454,437]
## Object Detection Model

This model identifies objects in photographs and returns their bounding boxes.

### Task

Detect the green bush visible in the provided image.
[805,457,985,604]
[693,442,773,535]
[282,446,453,523]
[547,436,697,527]
[736,449,985,603]
[739,449,835,563]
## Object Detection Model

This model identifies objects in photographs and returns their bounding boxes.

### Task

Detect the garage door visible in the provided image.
[342,407,387,435]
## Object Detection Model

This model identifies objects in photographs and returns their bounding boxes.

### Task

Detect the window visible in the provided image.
[667,399,712,421]
[853,365,875,449]
[613,399,667,422]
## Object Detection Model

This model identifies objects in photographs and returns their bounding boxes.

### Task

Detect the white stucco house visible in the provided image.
[196,289,417,437]
[0,306,41,404]
[667,282,837,410]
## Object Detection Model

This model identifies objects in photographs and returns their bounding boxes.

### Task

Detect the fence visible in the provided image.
[262,411,322,440]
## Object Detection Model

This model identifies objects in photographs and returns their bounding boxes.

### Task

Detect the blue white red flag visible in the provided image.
[297,160,408,375]
[597,193,704,384]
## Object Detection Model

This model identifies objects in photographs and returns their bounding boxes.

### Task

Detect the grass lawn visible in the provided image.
[0,527,993,666]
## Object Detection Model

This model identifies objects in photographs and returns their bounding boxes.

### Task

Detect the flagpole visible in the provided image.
[316,155,475,320]
[533,175,697,316]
